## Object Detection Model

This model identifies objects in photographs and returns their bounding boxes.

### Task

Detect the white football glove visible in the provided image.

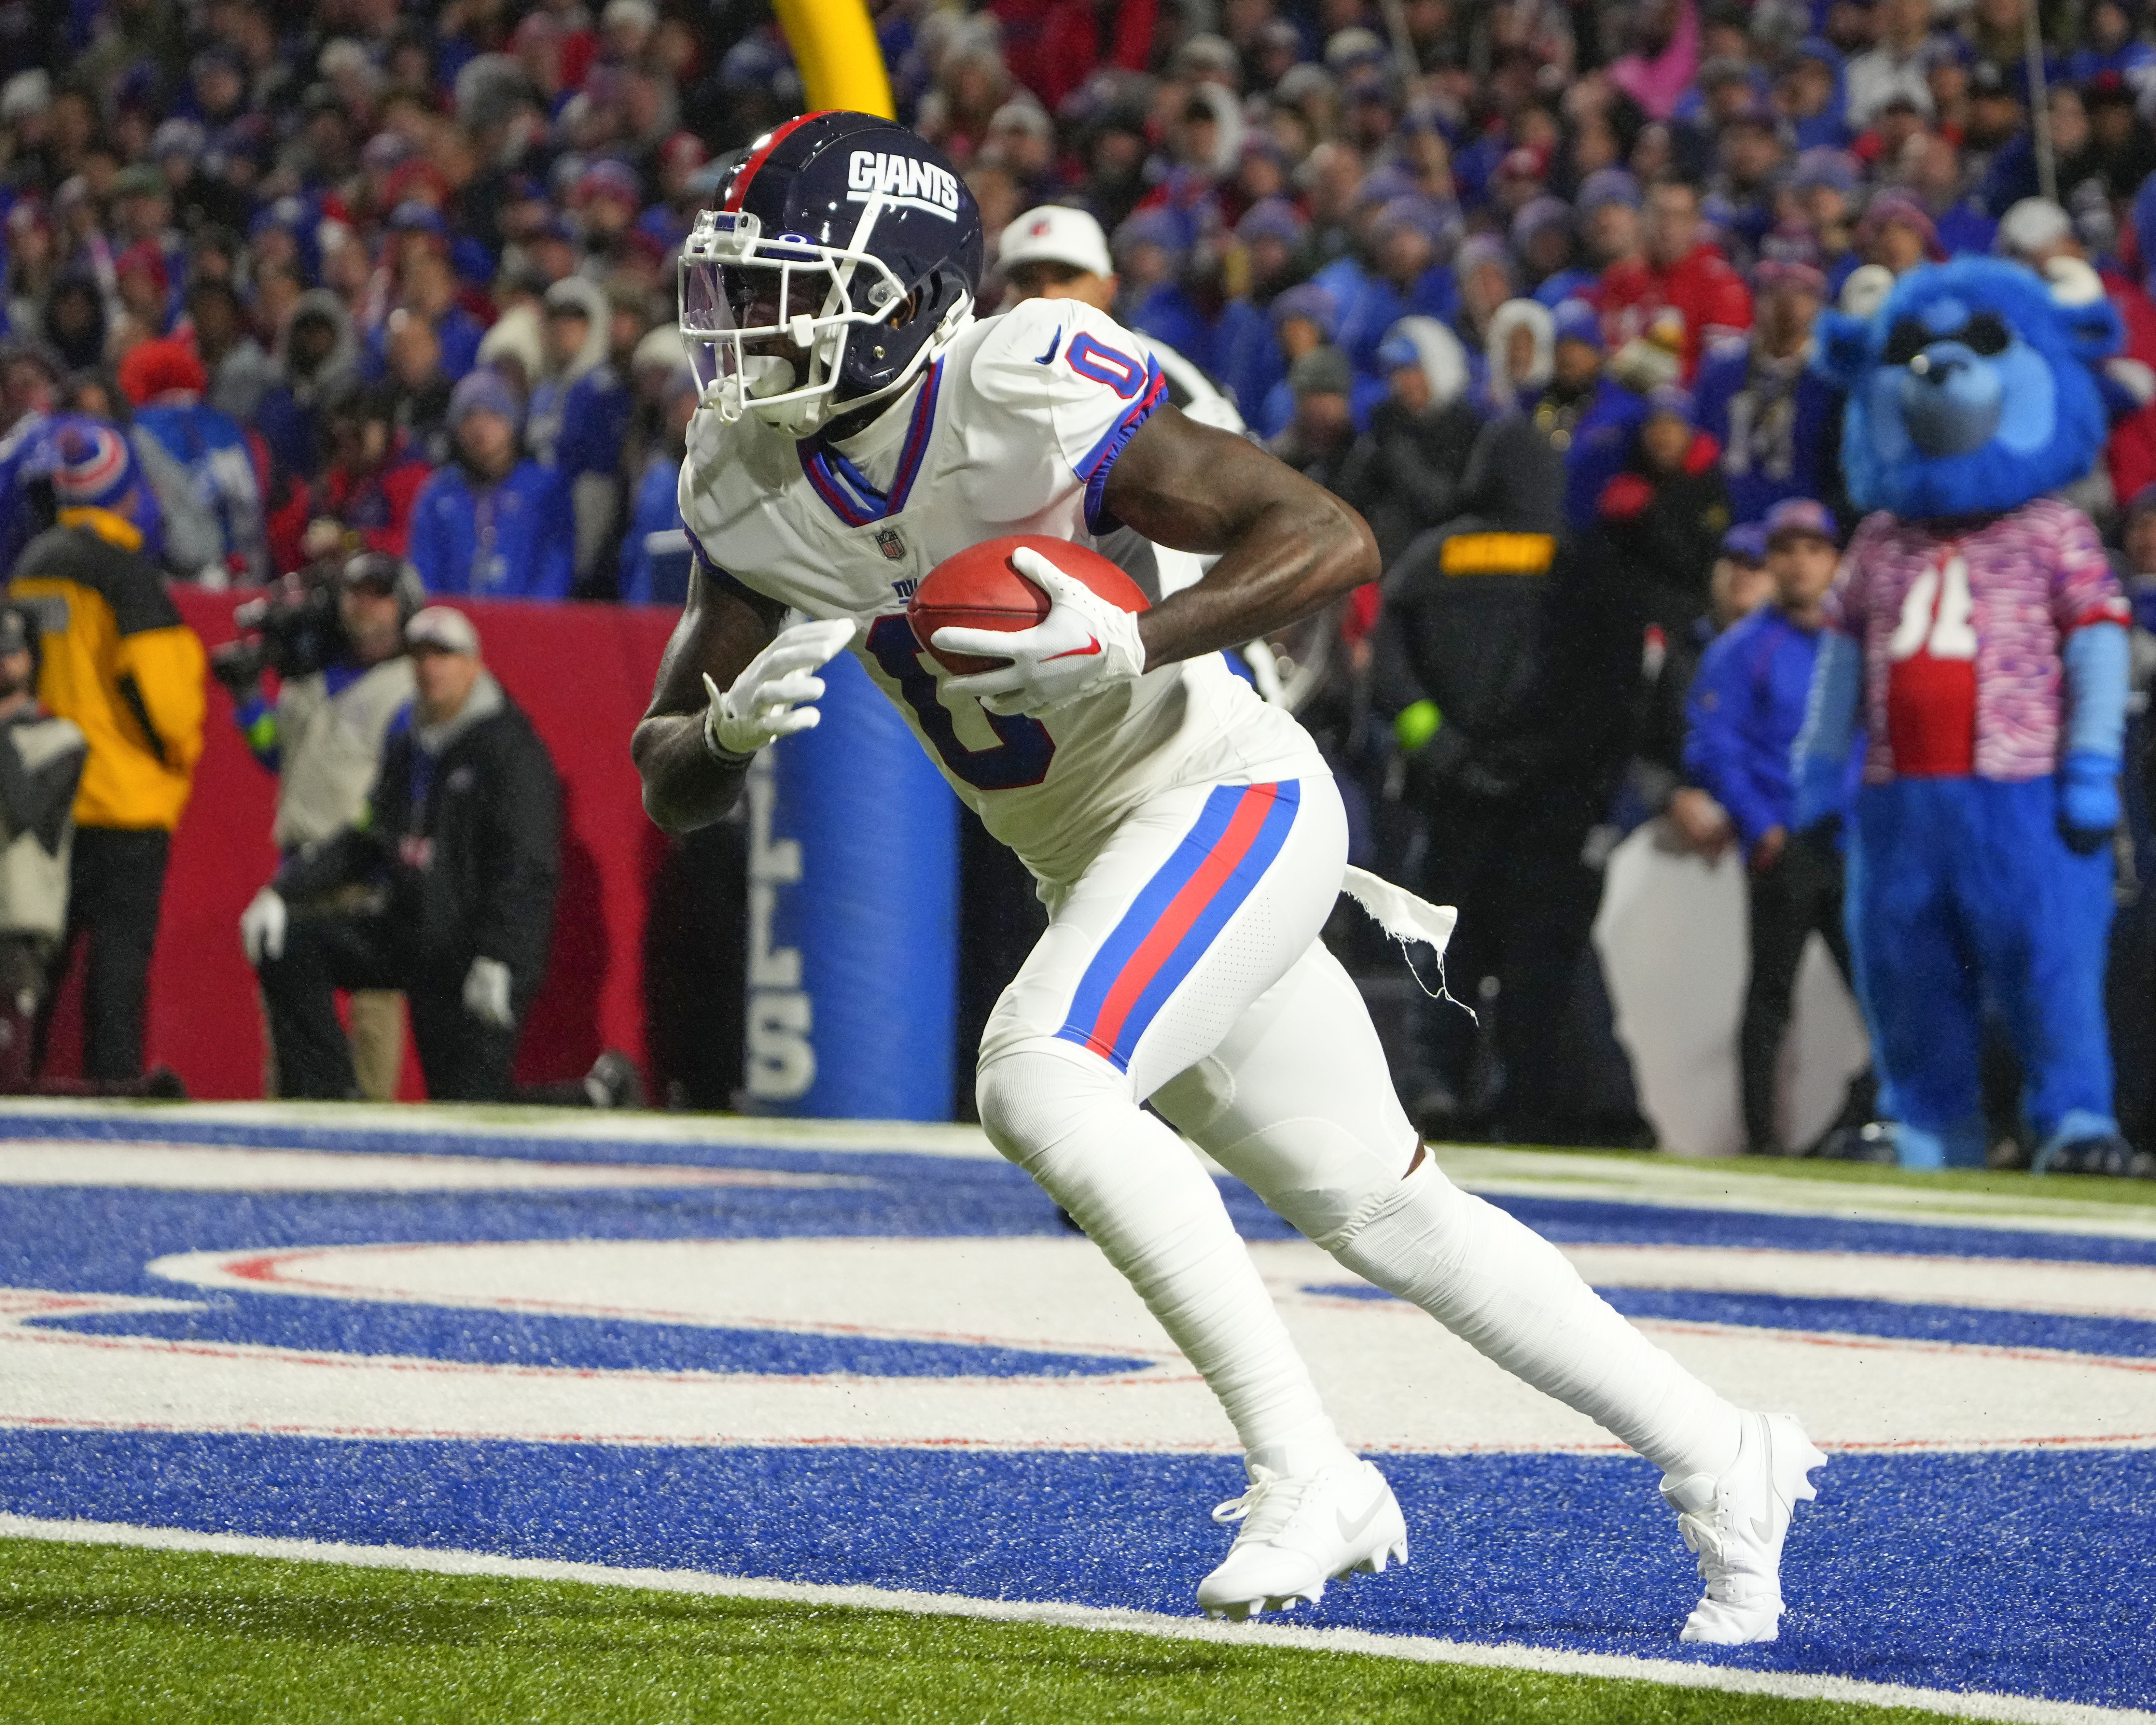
[933,547,1148,717]
[703,617,857,760]
[462,955,516,1030]
[239,886,286,967]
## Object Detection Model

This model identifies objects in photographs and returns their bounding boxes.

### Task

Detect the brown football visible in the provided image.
[907,535,1150,676]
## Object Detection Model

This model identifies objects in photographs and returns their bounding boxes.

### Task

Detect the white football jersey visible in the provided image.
[678,297,1322,885]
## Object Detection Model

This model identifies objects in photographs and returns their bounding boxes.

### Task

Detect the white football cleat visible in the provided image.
[1662,1410,1828,1645]
[1196,1458,1408,1621]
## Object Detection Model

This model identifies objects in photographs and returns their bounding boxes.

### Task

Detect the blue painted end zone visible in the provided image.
[6,1115,2156,1713]
[4,1110,2153,1266]
[1,1433,2149,1713]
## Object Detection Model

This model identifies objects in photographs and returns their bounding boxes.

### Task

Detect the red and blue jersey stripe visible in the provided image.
[1076,357,1167,534]
[1056,782,1301,1072]
[799,359,943,526]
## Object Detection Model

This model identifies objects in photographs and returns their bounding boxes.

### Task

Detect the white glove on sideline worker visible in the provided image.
[239,887,287,967]
[703,617,857,759]
[935,547,1148,717]
[462,956,516,1030]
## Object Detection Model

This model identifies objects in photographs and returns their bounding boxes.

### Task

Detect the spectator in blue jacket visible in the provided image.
[1330,197,1460,387]
[1117,211,1218,375]
[1212,199,1307,419]
[1515,199,1594,308]
[407,370,573,600]
[619,368,697,607]
[1683,498,1862,1152]
[1692,258,1844,526]
[1783,39,1851,151]
[525,276,631,594]
[1531,299,1649,533]
[1252,283,1340,442]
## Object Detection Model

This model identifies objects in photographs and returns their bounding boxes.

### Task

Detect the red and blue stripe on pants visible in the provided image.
[1055,782,1301,1073]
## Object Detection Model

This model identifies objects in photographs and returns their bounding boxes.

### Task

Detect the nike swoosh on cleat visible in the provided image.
[1336,1494,1386,1546]
[1749,1508,1778,1544]
[1041,636,1102,662]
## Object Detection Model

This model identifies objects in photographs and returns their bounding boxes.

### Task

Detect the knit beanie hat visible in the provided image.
[50,423,137,510]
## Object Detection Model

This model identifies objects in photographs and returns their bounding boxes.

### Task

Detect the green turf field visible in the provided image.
[0,1536,1982,1725]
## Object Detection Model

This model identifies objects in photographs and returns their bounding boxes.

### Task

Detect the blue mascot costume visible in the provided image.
[1796,258,2135,1172]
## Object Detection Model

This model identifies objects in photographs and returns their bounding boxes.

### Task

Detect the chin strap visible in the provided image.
[817,300,975,431]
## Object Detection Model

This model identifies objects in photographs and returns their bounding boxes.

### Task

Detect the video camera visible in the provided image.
[209,562,349,697]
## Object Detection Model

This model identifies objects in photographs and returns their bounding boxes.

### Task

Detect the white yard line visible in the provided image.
[0,1515,2147,1725]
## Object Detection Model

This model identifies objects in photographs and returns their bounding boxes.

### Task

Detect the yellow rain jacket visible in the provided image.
[9,508,206,831]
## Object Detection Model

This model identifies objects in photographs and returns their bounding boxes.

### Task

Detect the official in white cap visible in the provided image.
[246,602,589,1104]
[998,204,1246,440]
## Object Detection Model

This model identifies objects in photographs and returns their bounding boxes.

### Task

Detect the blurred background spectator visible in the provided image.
[249,604,558,1101]
[11,426,203,1087]
[0,607,86,1090]
[408,369,571,597]
[1684,498,1867,1155]
[219,545,418,1100]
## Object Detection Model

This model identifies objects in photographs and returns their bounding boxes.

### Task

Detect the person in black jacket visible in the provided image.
[1338,318,1484,571]
[245,605,562,1101]
[1593,384,1734,643]
[1372,416,1610,1139]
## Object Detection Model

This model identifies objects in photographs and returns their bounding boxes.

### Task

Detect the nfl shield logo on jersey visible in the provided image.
[875,527,906,562]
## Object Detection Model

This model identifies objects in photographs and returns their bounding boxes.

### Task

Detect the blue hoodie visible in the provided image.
[407,457,574,599]
[1685,603,1857,848]
[619,451,692,606]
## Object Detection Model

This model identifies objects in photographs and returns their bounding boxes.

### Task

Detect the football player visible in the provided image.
[634,112,1823,1641]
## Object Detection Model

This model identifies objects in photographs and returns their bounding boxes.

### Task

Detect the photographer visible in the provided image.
[215,548,419,1100]
[248,606,561,1102]
[0,607,86,1088]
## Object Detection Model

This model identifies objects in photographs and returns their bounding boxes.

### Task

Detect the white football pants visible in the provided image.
[975,773,1743,1482]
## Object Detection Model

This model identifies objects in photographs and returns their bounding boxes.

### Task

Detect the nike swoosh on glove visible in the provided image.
[2059,749,2121,855]
[705,617,858,760]
[933,546,1147,717]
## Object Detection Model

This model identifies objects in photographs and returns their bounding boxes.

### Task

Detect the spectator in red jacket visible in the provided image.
[267,386,431,574]
[1597,177,1752,380]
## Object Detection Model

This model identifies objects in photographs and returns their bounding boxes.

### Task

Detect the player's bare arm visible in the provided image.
[1103,403,1380,668]
[631,558,785,833]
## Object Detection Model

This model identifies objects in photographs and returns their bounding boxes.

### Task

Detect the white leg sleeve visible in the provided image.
[1156,940,1745,1482]
[1330,1163,1743,1479]
[972,776,1360,1468]
[977,1036,1338,1458]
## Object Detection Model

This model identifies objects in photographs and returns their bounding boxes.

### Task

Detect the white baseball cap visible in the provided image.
[406,605,481,656]
[1000,205,1115,279]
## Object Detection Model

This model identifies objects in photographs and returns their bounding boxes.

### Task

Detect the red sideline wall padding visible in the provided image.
[136,590,678,1099]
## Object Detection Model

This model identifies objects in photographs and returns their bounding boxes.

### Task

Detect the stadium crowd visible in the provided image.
[0,0,2150,1165]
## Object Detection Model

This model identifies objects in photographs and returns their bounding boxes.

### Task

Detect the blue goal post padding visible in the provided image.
[745,649,958,1120]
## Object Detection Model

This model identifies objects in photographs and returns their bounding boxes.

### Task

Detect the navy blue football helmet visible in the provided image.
[680,111,984,438]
